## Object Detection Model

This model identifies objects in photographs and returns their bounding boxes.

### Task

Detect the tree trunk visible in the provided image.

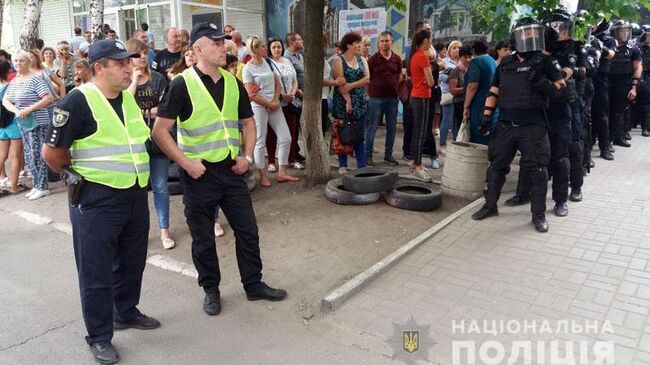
[302,0,330,187]
[90,0,105,42]
[0,0,6,43]
[19,0,43,50]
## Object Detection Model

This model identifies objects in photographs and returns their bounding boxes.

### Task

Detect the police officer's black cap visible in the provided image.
[190,22,232,45]
[88,40,139,64]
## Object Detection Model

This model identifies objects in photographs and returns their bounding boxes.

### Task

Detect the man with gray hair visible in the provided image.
[230,30,247,61]
[152,27,181,80]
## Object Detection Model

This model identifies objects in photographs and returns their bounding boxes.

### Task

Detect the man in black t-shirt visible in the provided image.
[153,22,288,317]
[152,27,181,80]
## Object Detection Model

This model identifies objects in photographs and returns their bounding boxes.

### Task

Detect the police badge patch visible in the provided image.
[53,108,70,127]
[553,60,562,71]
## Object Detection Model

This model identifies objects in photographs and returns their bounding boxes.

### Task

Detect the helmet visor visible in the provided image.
[613,25,631,43]
[513,24,545,52]
[549,20,573,38]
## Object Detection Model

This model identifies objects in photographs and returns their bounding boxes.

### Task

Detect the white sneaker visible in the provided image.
[431,159,440,169]
[214,222,225,237]
[0,177,9,188]
[291,161,305,170]
[411,168,431,182]
[28,189,50,201]
[25,188,37,198]
[161,237,176,249]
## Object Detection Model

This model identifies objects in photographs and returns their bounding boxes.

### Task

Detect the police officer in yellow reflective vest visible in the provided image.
[153,22,287,316]
[43,40,160,365]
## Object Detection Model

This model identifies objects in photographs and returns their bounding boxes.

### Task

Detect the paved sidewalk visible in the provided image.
[323,131,650,365]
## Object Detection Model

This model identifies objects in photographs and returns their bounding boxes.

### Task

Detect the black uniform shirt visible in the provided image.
[492,53,563,122]
[157,65,254,121]
[609,45,641,84]
[45,89,124,148]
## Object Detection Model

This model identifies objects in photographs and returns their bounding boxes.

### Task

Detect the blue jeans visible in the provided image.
[150,157,170,229]
[365,97,398,159]
[440,103,456,146]
[338,112,367,168]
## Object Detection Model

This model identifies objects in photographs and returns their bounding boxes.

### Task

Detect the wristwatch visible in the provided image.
[245,155,254,164]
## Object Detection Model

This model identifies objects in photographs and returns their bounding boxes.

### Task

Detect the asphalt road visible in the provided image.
[0,212,394,365]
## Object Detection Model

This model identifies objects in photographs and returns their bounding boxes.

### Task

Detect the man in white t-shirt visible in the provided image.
[70,27,85,53]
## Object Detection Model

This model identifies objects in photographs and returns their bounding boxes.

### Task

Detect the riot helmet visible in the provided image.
[543,9,574,41]
[511,17,546,53]
[641,25,650,43]
[592,18,610,38]
[631,23,643,39]
[610,20,632,43]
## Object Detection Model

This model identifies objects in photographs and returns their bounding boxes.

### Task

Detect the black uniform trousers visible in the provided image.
[402,99,413,158]
[609,77,632,141]
[485,120,550,216]
[515,101,571,203]
[591,73,611,152]
[70,182,149,345]
[582,88,594,168]
[569,98,584,189]
[639,72,650,132]
[181,159,263,294]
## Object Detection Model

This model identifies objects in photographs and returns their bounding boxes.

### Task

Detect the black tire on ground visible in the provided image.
[384,180,443,212]
[341,167,399,194]
[168,181,183,196]
[325,178,380,205]
[168,163,181,181]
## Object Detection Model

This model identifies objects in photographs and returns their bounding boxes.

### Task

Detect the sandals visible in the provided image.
[267,164,277,173]
[277,175,300,183]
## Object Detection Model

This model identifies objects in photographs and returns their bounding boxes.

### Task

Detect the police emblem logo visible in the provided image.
[403,330,419,353]
[554,61,562,71]
[210,23,218,29]
[52,108,70,127]
[115,41,125,50]
[569,56,576,63]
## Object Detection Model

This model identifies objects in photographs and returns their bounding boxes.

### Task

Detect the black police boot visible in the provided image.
[613,138,631,147]
[114,313,161,330]
[504,195,530,207]
[89,342,119,364]
[553,202,569,217]
[203,290,221,315]
[471,205,498,220]
[624,131,632,140]
[600,150,614,160]
[246,282,288,301]
[608,143,616,152]
[589,159,595,168]
[569,188,583,202]
[643,130,650,137]
[532,214,549,233]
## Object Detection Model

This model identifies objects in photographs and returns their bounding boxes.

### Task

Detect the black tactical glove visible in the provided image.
[480,114,492,136]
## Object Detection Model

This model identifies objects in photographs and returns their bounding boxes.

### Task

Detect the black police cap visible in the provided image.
[190,22,232,45]
[88,39,139,64]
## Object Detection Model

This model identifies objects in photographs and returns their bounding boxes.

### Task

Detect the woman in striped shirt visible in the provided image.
[2,50,53,200]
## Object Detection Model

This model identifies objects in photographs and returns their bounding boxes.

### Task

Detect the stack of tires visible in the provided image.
[324,167,443,212]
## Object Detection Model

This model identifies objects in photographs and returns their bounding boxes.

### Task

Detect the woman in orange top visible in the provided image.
[408,29,435,181]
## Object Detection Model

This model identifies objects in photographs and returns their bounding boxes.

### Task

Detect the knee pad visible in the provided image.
[528,167,548,186]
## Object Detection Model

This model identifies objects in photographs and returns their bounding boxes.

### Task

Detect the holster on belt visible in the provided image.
[60,165,85,207]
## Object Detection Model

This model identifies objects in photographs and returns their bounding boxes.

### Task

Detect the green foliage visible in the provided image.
[469,0,650,41]
[385,0,407,12]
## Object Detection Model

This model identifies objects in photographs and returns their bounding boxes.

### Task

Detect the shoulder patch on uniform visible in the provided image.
[52,108,70,127]
[552,60,561,71]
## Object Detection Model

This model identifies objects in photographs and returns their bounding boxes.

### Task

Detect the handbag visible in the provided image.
[440,92,454,106]
[330,119,353,155]
[338,112,364,146]
[15,114,38,133]
[0,85,14,128]
[456,117,471,143]
[398,77,411,104]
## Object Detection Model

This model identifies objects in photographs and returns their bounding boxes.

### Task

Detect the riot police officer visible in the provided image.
[472,17,565,233]
[42,40,161,364]
[504,9,578,214]
[637,25,650,137]
[581,27,601,171]
[591,19,617,160]
[608,20,643,148]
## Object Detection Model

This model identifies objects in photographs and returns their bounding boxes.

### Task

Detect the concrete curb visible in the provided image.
[320,197,484,312]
